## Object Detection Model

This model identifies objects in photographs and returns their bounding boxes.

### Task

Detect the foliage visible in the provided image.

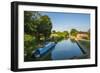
[64,31,69,37]
[24,34,37,61]
[37,15,52,41]
[70,29,78,37]
[24,11,52,61]
[79,40,90,49]
[24,11,40,35]
[50,31,69,42]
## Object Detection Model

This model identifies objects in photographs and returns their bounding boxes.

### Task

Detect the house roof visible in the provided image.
[78,32,88,34]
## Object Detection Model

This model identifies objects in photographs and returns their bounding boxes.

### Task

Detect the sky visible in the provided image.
[42,12,90,32]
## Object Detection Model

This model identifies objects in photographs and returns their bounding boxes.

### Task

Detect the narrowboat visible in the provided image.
[32,42,56,58]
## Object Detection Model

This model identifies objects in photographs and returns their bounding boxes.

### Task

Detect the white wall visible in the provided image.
[0,0,99,73]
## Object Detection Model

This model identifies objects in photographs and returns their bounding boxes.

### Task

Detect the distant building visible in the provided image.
[77,32,88,40]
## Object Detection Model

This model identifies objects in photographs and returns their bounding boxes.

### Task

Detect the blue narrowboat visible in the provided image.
[32,42,56,58]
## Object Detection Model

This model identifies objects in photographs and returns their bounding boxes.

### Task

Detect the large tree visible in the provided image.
[24,11,41,35]
[24,12,52,42]
[37,15,52,41]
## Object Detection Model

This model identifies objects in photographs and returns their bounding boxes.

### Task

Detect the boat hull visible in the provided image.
[32,42,56,58]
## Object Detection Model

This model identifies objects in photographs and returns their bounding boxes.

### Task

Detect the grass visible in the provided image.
[77,39,90,59]
[78,40,90,49]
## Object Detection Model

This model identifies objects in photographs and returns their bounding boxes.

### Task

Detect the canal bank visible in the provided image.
[75,40,90,59]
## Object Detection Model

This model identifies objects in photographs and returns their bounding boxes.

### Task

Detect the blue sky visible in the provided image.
[42,12,90,32]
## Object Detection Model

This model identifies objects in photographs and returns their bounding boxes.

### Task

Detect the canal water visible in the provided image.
[35,39,83,61]
[51,39,83,60]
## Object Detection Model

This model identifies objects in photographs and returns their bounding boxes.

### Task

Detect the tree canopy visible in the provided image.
[70,29,78,37]
[24,11,52,42]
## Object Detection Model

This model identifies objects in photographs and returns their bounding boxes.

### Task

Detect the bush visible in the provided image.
[24,34,37,61]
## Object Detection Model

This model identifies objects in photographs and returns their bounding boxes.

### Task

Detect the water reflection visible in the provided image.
[51,39,83,60]
[70,38,76,43]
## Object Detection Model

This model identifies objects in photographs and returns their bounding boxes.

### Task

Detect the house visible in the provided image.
[77,32,89,40]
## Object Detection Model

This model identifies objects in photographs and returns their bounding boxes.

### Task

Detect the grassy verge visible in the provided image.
[78,40,90,49]
[77,39,90,59]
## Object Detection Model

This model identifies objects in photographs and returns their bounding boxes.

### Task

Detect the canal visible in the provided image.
[51,39,83,60]
[33,39,84,61]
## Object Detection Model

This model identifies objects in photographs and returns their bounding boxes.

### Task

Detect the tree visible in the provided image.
[24,11,41,35]
[64,31,69,37]
[52,30,56,34]
[24,12,52,42]
[70,29,78,37]
[24,11,42,60]
[24,12,53,61]
[37,15,52,41]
